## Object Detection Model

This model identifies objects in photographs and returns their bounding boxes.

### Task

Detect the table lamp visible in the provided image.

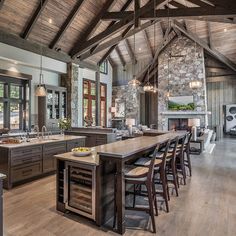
[188,118,200,141]
[126,118,135,136]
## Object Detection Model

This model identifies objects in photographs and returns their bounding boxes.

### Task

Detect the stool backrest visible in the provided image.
[178,134,187,155]
[170,136,179,162]
[159,139,171,170]
[147,143,161,181]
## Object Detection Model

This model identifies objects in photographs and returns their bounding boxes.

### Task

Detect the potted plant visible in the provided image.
[58,118,71,135]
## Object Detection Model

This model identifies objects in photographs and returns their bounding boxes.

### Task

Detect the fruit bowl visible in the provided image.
[72,147,92,157]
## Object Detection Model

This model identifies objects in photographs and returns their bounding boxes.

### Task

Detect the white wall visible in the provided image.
[0,42,67,126]
[77,63,113,127]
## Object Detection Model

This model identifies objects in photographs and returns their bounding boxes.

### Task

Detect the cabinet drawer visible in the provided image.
[11,145,42,158]
[44,142,66,154]
[11,153,42,167]
[11,162,42,183]
[67,139,85,151]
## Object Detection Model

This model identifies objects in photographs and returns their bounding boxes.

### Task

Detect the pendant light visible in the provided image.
[166,0,171,98]
[152,1,158,94]
[35,0,47,97]
[143,67,153,92]
[128,2,141,87]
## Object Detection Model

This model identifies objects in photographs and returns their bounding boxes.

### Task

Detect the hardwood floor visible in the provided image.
[3,138,236,236]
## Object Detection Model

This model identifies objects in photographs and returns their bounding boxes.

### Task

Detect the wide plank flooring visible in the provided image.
[3,138,236,236]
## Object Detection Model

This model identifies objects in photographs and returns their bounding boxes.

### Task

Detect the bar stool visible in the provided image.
[165,136,180,197]
[113,144,160,233]
[135,140,171,213]
[184,132,192,176]
[176,134,188,185]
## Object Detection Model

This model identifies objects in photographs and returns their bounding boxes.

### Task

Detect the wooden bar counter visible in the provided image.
[55,131,186,234]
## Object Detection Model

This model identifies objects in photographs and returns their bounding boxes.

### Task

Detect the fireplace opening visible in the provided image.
[168,118,188,131]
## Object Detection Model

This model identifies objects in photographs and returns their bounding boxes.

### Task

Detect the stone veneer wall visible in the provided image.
[112,85,141,124]
[158,36,207,129]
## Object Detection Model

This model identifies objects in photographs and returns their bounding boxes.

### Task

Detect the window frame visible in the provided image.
[99,60,108,75]
[0,75,31,131]
[82,79,107,127]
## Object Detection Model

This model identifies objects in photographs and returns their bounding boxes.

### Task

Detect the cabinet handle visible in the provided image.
[21,157,32,163]
[63,168,68,204]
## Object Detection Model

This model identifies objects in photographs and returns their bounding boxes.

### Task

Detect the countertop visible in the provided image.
[0,135,86,149]
[55,131,186,164]
[55,149,99,166]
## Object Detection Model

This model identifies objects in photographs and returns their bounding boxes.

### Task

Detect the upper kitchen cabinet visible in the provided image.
[38,85,67,130]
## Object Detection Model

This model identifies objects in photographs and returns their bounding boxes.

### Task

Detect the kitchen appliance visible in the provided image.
[63,162,96,220]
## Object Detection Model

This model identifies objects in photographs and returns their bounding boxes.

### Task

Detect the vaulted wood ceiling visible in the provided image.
[0,0,235,70]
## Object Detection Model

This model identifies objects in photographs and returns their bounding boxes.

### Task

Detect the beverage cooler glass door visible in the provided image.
[64,162,96,220]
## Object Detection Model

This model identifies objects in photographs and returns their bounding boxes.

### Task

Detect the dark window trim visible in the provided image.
[99,60,108,75]
[0,75,31,131]
[82,78,107,127]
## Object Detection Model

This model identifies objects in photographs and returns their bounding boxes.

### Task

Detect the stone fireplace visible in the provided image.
[158,36,209,130]
[168,118,188,131]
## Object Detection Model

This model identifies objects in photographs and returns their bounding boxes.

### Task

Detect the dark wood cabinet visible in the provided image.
[0,137,86,189]
[43,141,66,173]
[38,85,67,130]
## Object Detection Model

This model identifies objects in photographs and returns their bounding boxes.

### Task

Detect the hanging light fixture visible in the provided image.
[36,0,47,97]
[166,0,171,98]
[128,1,141,87]
[151,0,158,94]
[189,18,202,90]
[143,67,153,92]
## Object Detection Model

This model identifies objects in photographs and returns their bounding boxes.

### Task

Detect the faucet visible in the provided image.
[34,125,40,139]
[42,126,47,139]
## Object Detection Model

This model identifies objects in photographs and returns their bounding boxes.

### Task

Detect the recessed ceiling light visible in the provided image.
[139,48,142,51]
[224,28,227,32]
[48,18,52,24]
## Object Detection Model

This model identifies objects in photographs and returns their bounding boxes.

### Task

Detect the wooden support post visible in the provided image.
[95,66,101,126]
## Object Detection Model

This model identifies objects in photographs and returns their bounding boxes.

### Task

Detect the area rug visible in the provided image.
[203,143,216,154]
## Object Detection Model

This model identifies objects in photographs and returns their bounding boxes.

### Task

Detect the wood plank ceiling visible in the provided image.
[0,0,235,69]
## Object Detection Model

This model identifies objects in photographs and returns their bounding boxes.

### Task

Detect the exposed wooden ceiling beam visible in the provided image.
[174,20,236,72]
[90,0,133,57]
[21,0,49,39]
[69,0,116,57]
[124,39,137,64]
[169,0,187,8]
[49,0,85,49]
[186,0,213,7]
[98,24,134,66]
[209,0,236,9]
[207,75,236,83]
[115,47,126,67]
[107,55,115,68]
[0,29,71,63]
[102,6,236,21]
[77,20,158,61]
[70,0,169,58]
[207,22,214,49]
[134,0,141,28]
[98,45,117,66]
[137,28,176,81]
[0,0,5,9]
[142,29,154,58]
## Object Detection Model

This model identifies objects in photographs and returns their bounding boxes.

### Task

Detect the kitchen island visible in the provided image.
[0,135,86,189]
[55,131,186,234]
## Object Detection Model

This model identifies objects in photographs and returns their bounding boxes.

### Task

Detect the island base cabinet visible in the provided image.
[57,160,96,221]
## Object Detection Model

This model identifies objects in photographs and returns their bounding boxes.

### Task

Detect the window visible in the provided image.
[83,79,107,127]
[0,77,30,131]
[99,60,108,74]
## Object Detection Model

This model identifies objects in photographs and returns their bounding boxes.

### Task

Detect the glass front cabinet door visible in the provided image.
[38,85,67,130]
